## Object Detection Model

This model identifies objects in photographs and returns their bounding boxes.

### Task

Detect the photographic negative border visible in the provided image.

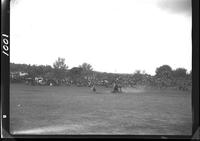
[1,0,199,139]
[191,0,199,139]
[1,0,10,138]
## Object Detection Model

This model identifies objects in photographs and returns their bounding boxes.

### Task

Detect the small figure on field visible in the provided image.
[91,85,96,92]
[112,82,119,93]
[118,84,122,93]
[88,81,92,87]
[111,82,123,93]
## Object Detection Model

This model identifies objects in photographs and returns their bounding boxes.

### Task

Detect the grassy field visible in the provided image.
[10,84,192,135]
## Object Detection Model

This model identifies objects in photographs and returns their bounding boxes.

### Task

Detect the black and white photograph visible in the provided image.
[7,0,194,136]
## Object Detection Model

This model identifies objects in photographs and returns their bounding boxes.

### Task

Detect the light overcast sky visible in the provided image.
[10,0,192,75]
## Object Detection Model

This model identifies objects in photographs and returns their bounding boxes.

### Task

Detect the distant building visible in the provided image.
[35,77,45,85]
[10,72,19,79]
[10,71,28,79]
[19,72,28,77]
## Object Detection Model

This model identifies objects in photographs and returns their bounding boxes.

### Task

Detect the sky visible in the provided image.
[10,0,192,75]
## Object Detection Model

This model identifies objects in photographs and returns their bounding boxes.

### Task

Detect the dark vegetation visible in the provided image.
[10,57,192,91]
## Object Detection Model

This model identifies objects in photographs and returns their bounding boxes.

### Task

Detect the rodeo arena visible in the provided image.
[10,67,191,94]
[10,71,127,93]
[9,63,192,135]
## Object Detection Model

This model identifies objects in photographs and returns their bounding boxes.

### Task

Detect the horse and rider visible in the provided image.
[91,85,96,92]
[112,82,122,93]
[89,81,96,92]
[89,79,122,94]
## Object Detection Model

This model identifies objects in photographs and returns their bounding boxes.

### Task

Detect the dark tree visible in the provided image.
[68,67,84,85]
[79,63,93,81]
[27,65,37,78]
[173,68,187,78]
[53,57,68,84]
[155,65,173,87]
[132,70,144,85]
[172,68,190,91]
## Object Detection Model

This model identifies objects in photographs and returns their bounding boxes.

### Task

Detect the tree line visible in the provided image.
[10,57,192,91]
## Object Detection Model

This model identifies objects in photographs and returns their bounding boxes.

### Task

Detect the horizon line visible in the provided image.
[10,62,192,76]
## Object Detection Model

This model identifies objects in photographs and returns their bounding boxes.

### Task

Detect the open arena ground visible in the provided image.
[10,84,192,135]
